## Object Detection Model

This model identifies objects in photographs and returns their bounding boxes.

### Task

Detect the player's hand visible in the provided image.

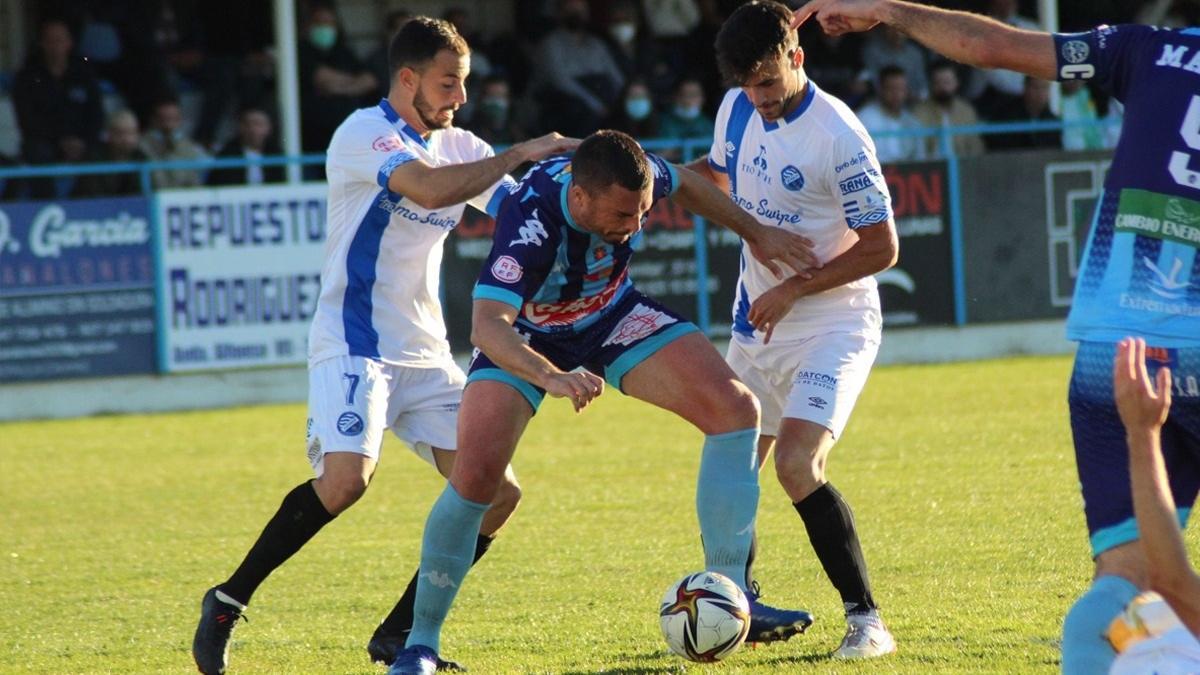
[745,224,819,279]
[747,280,803,345]
[793,0,884,36]
[1113,337,1172,436]
[542,370,605,412]
[515,133,582,163]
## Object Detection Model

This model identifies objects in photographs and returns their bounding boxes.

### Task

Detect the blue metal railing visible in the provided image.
[0,118,1120,334]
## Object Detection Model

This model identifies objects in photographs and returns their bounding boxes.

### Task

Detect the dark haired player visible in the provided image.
[388,129,817,674]
[796,0,1200,671]
[191,16,578,674]
[688,0,900,659]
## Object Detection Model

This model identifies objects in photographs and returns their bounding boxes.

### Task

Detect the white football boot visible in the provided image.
[834,610,897,659]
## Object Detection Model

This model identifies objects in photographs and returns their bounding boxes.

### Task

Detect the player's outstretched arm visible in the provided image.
[748,219,897,344]
[471,299,603,413]
[1115,337,1200,635]
[388,133,580,210]
[794,0,1057,81]
[670,163,818,278]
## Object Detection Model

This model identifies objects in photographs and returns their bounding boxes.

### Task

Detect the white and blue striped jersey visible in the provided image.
[308,99,515,367]
[708,83,893,340]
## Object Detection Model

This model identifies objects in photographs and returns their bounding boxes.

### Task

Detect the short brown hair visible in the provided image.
[388,16,469,77]
[714,1,796,86]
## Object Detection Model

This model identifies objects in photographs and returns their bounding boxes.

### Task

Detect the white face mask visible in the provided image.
[609,22,636,44]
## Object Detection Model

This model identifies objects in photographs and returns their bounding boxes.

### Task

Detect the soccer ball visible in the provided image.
[659,571,751,663]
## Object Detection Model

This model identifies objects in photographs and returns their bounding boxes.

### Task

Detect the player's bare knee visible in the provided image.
[707,381,760,432]
[1095,542,1148,588]
[773,446,824,499]
[314,472,369,514]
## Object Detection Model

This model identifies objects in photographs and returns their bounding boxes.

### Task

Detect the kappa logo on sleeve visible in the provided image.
[491,255,523,283]
[509,209,549,247]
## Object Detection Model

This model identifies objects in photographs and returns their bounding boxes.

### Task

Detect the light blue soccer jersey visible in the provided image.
[1055,26,1200,346]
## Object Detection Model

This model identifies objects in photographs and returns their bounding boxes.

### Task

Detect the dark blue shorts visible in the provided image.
[466,289,699,412]
[1069,341,1200,556]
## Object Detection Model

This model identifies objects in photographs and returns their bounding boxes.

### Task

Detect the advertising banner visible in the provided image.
[0,197,156,382]
[958,149,1109,323]
[156,184,326,372]
[879,161,955,327]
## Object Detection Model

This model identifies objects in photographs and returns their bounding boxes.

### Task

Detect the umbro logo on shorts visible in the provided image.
[808,396,828,409]
[337,412,364,436]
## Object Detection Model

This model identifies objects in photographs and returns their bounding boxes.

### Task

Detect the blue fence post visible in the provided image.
[939,126,969,326]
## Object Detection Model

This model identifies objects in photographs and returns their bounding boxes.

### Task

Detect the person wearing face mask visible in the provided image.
[602,0,663,85]
[608,78,662,139]
[912,60,984,158]
[466,76,524,146]
[298,0,379,178]
[140,96,209,188]
[660,77,715,141]
[529,0,626,137]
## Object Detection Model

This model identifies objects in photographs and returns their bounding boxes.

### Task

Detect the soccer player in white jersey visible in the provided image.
[191,17,577,675]
[687,1,900,659]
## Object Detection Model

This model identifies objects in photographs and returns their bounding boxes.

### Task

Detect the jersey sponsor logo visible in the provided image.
[839,171,879,196]
[781,165,805,191]
[372,135,405,152]
[491,255,523,283]
[375,193,458,229]
[1114,189,1200,247]
[752,145,768,171]
[731,192,802,227]
[336,411,364,436]
[1061,40,1090,64]
[602,302,676,347]
[521,273,624,327]
[1142,256,1197,299]
[835,150,870,174]
[509,209,549,247]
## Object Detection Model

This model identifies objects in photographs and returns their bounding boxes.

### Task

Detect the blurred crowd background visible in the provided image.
[0,0,1188,199]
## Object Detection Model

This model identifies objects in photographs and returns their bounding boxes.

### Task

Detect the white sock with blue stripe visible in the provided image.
[696,428,760,591]
[405,484,488,654]
[1061,574,1139,674]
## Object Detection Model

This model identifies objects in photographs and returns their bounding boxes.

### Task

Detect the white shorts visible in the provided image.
[305,355,465,476]
[726,330,879,439]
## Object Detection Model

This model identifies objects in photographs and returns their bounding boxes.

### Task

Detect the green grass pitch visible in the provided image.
[4,354,1190,673]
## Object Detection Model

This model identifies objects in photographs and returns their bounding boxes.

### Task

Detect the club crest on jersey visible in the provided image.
[1061,40,1090,64]
[491,255,523,283]
[781,165,805,191]
[337,412,364,436]
[509,209,549,247]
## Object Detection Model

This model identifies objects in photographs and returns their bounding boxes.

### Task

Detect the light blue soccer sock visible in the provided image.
[1061,574,1139,675]
[697,428,760,591]
[405,484,488,654]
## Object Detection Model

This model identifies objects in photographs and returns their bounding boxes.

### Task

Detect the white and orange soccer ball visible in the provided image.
[659,571,751,663]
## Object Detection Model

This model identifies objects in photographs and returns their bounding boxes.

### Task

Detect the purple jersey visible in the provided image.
[1053,26,1200,346]
[473,152,678,333]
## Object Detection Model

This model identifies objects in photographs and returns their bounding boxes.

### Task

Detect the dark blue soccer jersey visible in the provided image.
[473,152,678,333]
[1054,26,1200,346]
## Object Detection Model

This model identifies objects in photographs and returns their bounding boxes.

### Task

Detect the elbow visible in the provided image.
[875,232,899,272]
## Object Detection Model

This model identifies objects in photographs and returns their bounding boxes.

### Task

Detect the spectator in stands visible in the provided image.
[528,0,625,137]
[642,0,701,80]
[603,1,671,96]
[861,25,927,100]
[13,17,104,198]
[986,76,1061,151]
[141,96,209,188]
[913,61,985,158]
[1060,80,1109,151]
[798,21,868,108]
[0,153,26,201]
[207,105,284,187]
[659,77,713,140]
[72,109,149,198]
[466,76,524,146]
[74,3,173,125]
[369,9,414,99]
[187,3,276,150]
[974,0,1041,118]
[298,0,379,177]
[607,78,661,139]
[856,66,925,164]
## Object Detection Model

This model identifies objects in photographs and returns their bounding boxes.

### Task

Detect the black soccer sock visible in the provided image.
[219,480,335,605]
[376,533,495,637]
[794,483,877,613]
[744,531,758,592]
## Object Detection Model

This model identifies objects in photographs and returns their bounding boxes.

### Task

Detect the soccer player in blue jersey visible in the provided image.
[795,1,1200,671]
[388,130,818,674]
